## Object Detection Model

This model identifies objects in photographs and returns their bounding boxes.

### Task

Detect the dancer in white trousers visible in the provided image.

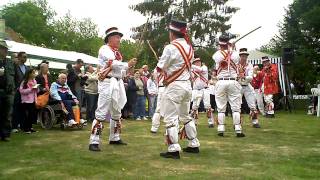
[238,48,261,128]
[89,27,137,151]
[212,34,245,137]
[157,19,200,159]
[252,65,265,116]
[150,70,165,133]
[261,56,279,118]
[191,58,215,128]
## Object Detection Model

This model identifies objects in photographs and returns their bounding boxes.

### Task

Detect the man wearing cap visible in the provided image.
[191,56,215,128]
[157,19,200,159]
[212,34,245,137]
[0,40,15,141]
[238,48,261,128]
[261,56,279,118]
[89,27,137,151]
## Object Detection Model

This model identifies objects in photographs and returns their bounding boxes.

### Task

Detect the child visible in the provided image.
[19,69,38,134]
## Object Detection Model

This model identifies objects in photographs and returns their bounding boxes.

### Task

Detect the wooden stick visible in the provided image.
[147,40,159,61]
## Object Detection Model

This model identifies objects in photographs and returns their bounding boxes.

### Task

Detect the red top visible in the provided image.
[251,72,264,89]
[261,64,279,95]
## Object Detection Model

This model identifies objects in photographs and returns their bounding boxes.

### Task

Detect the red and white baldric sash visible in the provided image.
[163,41,193,85]
[217,50,238,75]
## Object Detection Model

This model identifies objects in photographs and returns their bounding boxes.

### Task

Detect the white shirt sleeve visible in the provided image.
[157,45,172,71]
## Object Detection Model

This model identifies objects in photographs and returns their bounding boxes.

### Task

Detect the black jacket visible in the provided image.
[14,64,29,89]
[35,74,52,95]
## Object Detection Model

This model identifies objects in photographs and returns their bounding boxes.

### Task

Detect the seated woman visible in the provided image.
[50,73,86,126]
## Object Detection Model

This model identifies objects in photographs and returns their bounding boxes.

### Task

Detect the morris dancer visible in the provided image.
[191,57,215,128]
[157,19,200,159]
[89,27,137,151]
[212,34,245,137]
[238,48,261,128]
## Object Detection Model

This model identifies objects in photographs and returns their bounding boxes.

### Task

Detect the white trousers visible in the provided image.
[241,85,259,124]
[89,79,123,145]
[150,87,165,132]
[264,94,274,115]
[192,88,214,125]
[215,80,242,133]
[161,81,200,152]
[255,89,265,115]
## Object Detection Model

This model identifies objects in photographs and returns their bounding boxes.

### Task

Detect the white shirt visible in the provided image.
[157,38,193,81]
[98,44,128,78]
[212,50,239,79]
[238,62,254,85]
[147,78,158,95]
[192,64,208,90]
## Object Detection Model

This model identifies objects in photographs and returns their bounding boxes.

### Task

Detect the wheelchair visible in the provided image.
[37,99,84,130]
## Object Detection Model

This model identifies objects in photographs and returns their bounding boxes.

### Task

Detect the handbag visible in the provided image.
[35,91,49,109]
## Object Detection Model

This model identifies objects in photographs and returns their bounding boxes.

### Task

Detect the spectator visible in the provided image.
[19,69,38,134]
[12,51,29,133]
[35,61,51,95]
[50,73,87,126]
[11,53,19,65]
[142,65,150,77]
[0,40,15,141]
[147,72,157,117]
[84,65,98,122]
[125,69,137,118]
[133,71,147,120]
[139,68,149,116]
[67,59,87,108]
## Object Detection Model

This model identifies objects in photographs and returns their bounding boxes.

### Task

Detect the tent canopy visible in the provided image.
[5,40,99,69]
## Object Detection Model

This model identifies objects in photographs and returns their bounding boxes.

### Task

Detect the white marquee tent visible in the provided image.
[5,40,99,69]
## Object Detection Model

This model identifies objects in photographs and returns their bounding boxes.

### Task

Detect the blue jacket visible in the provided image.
[50,81,76,101]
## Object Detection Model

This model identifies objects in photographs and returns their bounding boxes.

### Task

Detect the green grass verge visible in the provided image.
[0,111,320,179]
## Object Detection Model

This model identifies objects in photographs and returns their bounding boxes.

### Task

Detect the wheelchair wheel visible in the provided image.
[60,123,66,130]
[77,123,84,129]
[38,105,56,129]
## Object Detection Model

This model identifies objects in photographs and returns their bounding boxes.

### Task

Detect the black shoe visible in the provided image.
[253,124,261,128]
[150,130,157,134]
[160,151,180,159]
[1,137,10,142]
[236,133,245,137]
[208,124,214,128]
[183,147,199,153]
[89,144,101,151]
[218,132,224,137]
[109,140,127,145]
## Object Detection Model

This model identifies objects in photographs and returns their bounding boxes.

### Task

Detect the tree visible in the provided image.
[260,0,320,89]
[0,0,55,46]
[51,12,102,56]
[130,0,238,67]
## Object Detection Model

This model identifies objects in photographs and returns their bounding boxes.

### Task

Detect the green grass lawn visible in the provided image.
[1,111,320,179]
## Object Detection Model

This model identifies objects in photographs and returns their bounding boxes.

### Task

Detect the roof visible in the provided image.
[247,50,277,60]
[5,40,99,69]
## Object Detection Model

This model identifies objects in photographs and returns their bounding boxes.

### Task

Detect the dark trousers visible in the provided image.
[12,91,24,129]
[0,94,13,138]
[85,93,98,121]
[22,103,36,132]
[210,94,216,110]
[58,92,75,121]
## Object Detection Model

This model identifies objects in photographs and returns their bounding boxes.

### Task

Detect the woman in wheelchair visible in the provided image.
[50,73,87,126]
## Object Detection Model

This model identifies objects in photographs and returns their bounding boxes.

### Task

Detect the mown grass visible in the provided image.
[0,111,319,179]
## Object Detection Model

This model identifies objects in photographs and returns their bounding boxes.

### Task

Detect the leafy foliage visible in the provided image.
[0,0,102,57]
[131,0,238,68]
[260,0,320,88]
